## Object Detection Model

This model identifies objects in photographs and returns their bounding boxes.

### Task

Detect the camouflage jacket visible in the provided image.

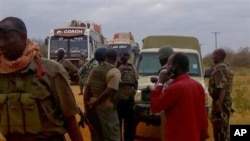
[79,58,98,80]
[208,62,233,100]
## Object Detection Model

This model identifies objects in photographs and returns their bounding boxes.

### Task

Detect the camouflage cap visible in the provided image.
[158,46,174,60]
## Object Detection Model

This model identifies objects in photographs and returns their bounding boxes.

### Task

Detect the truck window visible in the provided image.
[137,52,160,76]
[187,53,201,77]
[137,52,201,77]
[111,45,132,56]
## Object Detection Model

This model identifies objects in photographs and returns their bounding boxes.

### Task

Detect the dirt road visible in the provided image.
[66,85,213,141]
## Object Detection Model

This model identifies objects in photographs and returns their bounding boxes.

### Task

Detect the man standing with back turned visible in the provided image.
[208,48,233,141]
[0,17,83,141]
[84,47,121,141]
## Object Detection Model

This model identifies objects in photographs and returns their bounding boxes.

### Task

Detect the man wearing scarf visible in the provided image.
[0,17,83,141]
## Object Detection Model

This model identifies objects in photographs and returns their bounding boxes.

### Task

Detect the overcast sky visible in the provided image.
[1,0,249,56]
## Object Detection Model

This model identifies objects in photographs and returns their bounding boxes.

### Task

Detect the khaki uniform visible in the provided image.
[57,58,79,81]
[0,58,79,140]
[208,62,233,141]
[86,62,121,141]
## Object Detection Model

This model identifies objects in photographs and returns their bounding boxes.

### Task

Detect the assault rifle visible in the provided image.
[78,107,88,128]
[78,107,92,128]
[78,107,98,133]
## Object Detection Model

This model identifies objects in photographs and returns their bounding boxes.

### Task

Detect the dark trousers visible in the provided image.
[117,99,136,141]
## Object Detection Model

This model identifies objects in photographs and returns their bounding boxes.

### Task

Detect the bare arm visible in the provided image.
[83,84,91,111]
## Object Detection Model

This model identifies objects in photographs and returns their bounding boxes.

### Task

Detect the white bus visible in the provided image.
[46,20,106,67]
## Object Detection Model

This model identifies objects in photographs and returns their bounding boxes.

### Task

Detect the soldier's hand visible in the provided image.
[158,69,171,84]
[147,85,152,91]
[215,103,222,113]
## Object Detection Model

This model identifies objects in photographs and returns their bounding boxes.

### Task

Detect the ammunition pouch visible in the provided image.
[0,93,40,135]
[0,92,65,136]
[118,86,136,100]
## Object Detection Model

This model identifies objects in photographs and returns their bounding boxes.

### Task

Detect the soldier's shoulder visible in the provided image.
[40,58,67,77]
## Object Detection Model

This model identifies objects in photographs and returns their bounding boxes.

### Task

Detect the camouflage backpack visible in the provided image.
[120,64,137,86]
[119,63,137,100]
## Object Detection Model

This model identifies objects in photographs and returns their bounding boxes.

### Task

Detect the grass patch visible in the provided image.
[232,87,250,111]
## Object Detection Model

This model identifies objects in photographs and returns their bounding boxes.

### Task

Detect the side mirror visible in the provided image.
[204,68,212,78]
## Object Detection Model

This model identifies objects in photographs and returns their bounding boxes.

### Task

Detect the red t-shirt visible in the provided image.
[150,73,209,141]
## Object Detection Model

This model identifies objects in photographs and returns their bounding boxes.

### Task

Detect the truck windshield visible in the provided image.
[49,36,88,59]
[137,52,201,77]
[110,45,132,56]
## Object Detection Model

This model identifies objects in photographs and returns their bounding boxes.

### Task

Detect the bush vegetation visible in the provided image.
[203,47,250,68]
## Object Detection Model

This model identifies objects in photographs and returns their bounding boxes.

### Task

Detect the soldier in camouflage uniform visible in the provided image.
[208,48,233,141]
[78,58,98,95]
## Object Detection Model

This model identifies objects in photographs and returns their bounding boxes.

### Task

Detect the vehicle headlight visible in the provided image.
[134,90,142,102]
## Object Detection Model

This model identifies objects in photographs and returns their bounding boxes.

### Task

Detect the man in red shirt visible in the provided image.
[150,53,209,141]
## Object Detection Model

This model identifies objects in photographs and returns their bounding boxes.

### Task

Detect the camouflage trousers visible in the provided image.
[79,78,85,91]
[211,96,232,141]
[88,104,121,141]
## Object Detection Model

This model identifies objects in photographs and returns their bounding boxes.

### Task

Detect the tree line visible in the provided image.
[203,47,250,68]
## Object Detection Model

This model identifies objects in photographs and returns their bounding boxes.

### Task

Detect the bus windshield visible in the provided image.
[49,36,88,59]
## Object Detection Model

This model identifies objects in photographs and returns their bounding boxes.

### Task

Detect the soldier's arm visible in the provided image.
[52,73,83,141]
[83,71,92,111]
[217,88,226,112]
[91,87,117,108]
[64,116,84,141]
[91,68,121,107]
[83,84,91,111]
[65,59,78,75]
[214,67,227,112]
